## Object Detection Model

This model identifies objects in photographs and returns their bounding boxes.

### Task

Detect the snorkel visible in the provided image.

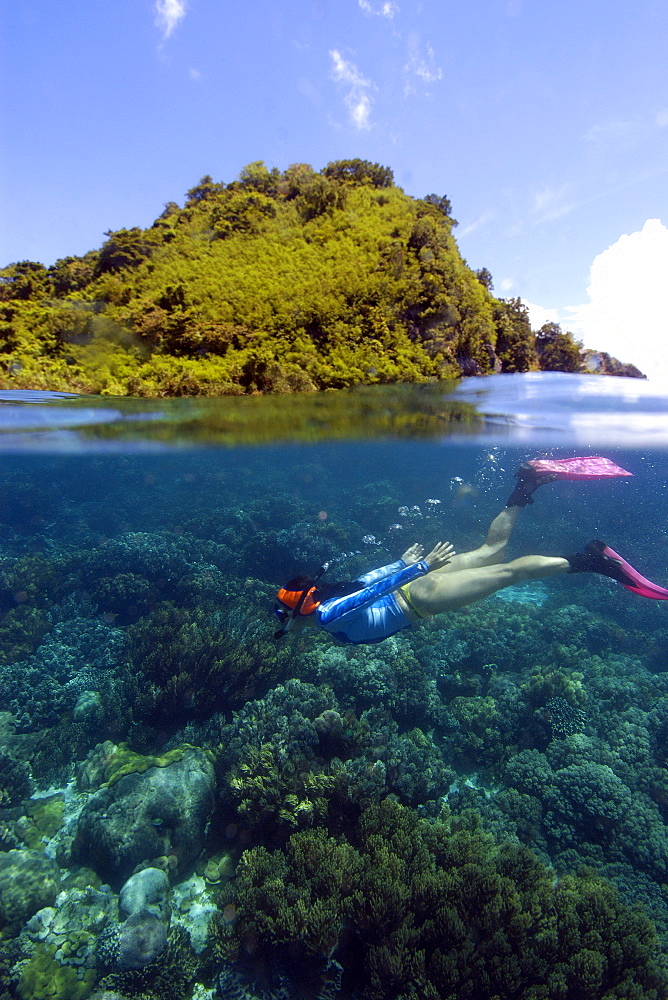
[274,561,330,639]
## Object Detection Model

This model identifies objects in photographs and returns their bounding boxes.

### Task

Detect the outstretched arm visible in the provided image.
[402,541,456,568]
[401,543,425,564]
[423,541,456,570]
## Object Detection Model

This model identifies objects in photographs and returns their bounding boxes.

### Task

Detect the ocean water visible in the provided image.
[2,372,668,999]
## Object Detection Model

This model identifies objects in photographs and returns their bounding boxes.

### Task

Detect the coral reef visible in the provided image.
[0,749,31,806]
[214,679,454,844]
[230,798,668,999]
[0,849,61,935]
[96,924,198,1000]
[127,601,293,725]
[3,452,668,998]
[119,868,171,924]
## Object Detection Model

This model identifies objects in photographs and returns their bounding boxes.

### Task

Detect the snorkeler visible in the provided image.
[274,458,668,645]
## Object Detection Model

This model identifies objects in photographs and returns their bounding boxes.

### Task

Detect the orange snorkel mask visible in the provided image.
[276,585,321,616]
[274,562,329,638]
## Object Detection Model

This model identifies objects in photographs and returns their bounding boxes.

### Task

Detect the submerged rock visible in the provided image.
[120,866,171,924]
[72,748,215,886]
[117,911,168,969]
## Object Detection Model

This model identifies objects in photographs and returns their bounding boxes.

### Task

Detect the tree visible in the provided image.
[49,254,98,297]
[423,193,453,217]
[0,261,51,302]
[475,267,493,291]
[184,175,225,206]
[322,159,394,188]
[96,229,160,276]
[493,298,538,373]
[535,321,582,372]
[237,161,282,196]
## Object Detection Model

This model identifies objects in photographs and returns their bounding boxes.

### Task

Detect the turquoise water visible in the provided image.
[2,372,668,998]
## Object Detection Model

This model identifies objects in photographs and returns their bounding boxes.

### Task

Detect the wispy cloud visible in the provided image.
[458,213,493,239]
[329,50,374,130]
[155,0,187,42]
[359,0,399,17]
[404,35,443,93]
[530,163,668,228]
[585,109,668,145]
[584,119,642,144]
[531,183,575,222]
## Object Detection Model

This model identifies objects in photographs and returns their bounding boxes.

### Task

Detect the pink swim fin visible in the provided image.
[568,540,668,600]
[507,456,632,508]
[599,543,668,600]
[526,457,633,480]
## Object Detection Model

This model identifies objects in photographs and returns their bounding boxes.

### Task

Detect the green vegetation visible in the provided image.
[0,159,613,396]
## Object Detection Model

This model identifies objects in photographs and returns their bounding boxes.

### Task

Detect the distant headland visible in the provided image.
[0,159,644,395]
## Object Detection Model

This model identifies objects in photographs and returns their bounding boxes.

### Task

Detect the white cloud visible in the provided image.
[155,0,187,41]
[329,50,374,130]
[359,0,399,17]
[405,35,442,92]
[564,220,668,379]
[523,301,560,329]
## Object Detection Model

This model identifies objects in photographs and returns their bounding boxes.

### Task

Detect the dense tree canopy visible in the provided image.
[0,159,642,395]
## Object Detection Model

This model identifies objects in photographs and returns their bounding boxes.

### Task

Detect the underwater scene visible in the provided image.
[3,374,668,1000]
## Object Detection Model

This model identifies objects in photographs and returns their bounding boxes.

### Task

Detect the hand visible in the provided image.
[424,541,455,570]
[401,543,425,565]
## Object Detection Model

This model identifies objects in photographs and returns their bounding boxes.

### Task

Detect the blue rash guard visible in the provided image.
[315,558,429,645]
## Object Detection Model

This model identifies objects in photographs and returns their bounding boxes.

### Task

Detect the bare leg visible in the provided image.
[409,553,570,615]
[435,506,520,574]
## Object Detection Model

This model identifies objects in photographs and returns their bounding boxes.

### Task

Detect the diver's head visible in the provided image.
[274,574,321,638]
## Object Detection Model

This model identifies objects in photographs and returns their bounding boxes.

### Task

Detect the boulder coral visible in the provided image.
[72,747,215,886]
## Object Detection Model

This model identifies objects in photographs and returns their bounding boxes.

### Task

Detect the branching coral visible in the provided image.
[232,827,362,959]
[0,749,31,807]
[216,680,454,844]
[228,799,668,999]
[128,602,293,724]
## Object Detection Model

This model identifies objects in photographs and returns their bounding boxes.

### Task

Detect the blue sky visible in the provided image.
[2,1,667,376]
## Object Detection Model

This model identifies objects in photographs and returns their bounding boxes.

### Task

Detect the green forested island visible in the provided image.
[0,160,643,395]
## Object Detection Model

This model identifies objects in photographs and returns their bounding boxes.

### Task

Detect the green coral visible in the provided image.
[0,605,51,665]
[0,751,31,808]
[228,742,334,837]
[17,943,97,1000]
[232,827,362,958]
[449,694,506,767]
[229,799,668,999]
[20,794,66,848]
[128,603,293,724]
[101,742,212,788]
